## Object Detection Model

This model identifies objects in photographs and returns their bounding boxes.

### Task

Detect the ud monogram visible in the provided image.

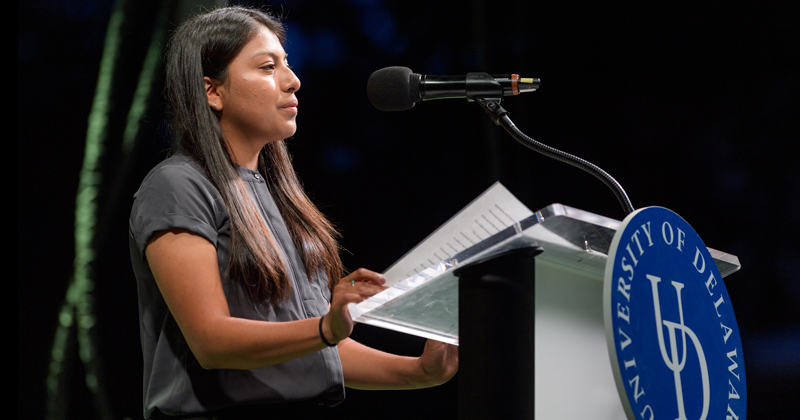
[647,274,710,420]
[604,207,746,420]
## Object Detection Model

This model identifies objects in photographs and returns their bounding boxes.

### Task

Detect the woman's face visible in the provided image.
[212,25,301,148]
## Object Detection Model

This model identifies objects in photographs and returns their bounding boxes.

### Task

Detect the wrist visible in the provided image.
[412,356,439,388]
[319,314,338,347]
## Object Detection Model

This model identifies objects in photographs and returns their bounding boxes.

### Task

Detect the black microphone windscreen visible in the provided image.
[367,66,415,111]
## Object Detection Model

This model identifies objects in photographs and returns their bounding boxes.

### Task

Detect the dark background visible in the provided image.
[19,0,799,419]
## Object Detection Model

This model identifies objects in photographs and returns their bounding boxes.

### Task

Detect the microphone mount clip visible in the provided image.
[464,72,505,101]
[462,72,510,125]
[474,98,510,126]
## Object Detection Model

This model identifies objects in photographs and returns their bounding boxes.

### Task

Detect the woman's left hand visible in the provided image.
[338,335,458,390]
[417,339,459,386]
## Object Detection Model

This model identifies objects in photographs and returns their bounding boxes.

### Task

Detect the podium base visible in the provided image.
[456,246,541,420]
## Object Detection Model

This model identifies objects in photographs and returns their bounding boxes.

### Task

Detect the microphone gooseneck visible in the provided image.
[483,99,635,215]
[506,115,636,215]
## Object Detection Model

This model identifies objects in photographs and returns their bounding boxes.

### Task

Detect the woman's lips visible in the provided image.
[281,99,299,114]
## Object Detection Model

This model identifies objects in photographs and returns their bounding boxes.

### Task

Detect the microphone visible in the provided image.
[366,67,634,215]
[367,66,540,111]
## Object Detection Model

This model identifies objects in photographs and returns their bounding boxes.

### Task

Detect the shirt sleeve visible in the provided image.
[129,160,226,260]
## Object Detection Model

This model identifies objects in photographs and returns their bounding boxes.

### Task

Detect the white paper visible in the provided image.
[382,182,534,285]
[347,182,535,344]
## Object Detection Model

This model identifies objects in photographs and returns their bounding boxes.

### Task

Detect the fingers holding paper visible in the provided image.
[325,268,387,344]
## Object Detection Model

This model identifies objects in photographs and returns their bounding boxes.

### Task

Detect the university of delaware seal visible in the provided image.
[604,207,746,420]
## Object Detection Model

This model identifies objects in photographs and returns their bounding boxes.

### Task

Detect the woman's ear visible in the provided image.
[205,76,223,111]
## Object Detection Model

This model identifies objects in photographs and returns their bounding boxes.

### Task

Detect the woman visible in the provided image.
[129,6,457,420]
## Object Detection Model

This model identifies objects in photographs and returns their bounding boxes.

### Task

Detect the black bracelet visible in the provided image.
[319,314,337,347]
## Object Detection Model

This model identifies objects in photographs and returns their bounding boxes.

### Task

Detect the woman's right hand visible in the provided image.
[323,268,387,344]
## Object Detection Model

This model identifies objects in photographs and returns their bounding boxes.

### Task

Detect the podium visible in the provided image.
[363,71,748,418]
[349,190,741,419]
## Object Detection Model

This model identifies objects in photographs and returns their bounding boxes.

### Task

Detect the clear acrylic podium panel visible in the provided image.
[352,203,741,346]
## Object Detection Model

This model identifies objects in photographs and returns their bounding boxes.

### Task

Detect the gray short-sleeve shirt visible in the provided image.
[129,153,344,418]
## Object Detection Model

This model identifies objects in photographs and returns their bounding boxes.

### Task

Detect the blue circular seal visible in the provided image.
[603,207,747,420]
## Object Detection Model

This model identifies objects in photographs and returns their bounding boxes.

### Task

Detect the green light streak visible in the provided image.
[46,0,124,418]
[46,2,227,418]
[122,8,168,153]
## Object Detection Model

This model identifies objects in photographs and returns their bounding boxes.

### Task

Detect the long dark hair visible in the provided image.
[164,6,343,303]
